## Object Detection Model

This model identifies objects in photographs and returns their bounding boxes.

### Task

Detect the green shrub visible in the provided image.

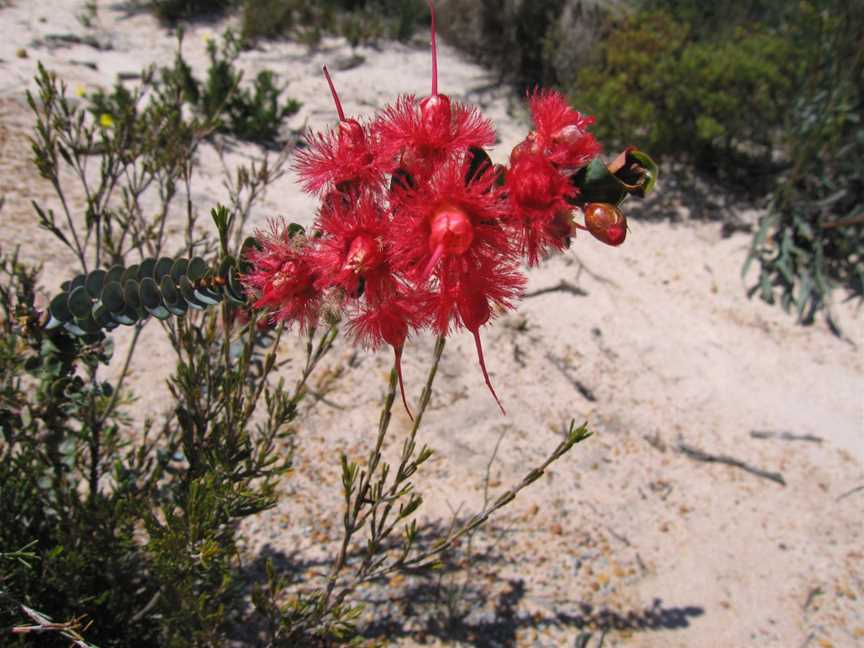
[195,31,301,141]
[89,31,300,144]
[150,0,236,23]
[239,0,429,48]
[569,9,796,186]
[744,1,863,329]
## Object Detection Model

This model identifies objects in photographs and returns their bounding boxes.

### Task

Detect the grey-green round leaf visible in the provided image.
[49,293,73,322]
[67,286,92,319]
[85,269,106,299]
[138,258,157,281]
[124,280,141,308]
[179,275,206,309]
[154,257,174,282]
[170,258,189,284]
[121,265,139,286]
[139,277,162,310]
[101,281,125,313]
[187,257,208,282]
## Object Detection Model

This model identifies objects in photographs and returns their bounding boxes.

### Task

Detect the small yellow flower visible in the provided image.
[74,84,87,98]
[99,113,114,128]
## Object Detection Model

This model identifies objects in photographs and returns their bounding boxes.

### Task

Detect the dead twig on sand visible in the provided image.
[524,279,587,299]
[545,353,597,402]
[675,441,786,486]
[835,485,864,502]
[750,430,823,444]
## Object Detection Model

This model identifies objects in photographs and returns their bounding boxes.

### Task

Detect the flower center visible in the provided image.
[429,204,474,255]
[343,235,382,274]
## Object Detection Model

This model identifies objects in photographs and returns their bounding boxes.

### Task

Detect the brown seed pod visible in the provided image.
[583,203,627,246]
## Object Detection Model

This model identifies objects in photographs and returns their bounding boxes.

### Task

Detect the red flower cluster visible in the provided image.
[242,1,621,416]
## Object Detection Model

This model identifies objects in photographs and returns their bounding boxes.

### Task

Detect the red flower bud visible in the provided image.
[583,203,627,246]
[419,93,452,136]
[429,204,474,255]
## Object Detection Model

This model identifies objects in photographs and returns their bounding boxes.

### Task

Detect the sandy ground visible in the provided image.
[1,2,862,647]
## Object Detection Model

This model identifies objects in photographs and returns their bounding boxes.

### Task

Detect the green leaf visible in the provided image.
[49,292,73,323]
[570,159,628,205]
[187,257,208,282]
[140,277,170,320]
[67,286,92,319]
[120,265,139,286]
[85,269,106,299]
[101,281,125,313]
[138,258,157,281]
[179,275,207,309]
[104,264,125,285]
[170,258,189,284]
[123,279,142,309]
[154,257,174,282]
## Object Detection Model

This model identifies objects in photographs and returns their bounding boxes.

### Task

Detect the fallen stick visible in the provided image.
[545,353,597,402]
[835,485,864,502]
[524,280,587,299]
[750,430,823,444]
[675,441,786,486]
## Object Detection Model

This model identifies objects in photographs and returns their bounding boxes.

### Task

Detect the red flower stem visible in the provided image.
[472,328,506,415]
[322,64,346,122]
[393,345,414,421]
[428,0,438,96]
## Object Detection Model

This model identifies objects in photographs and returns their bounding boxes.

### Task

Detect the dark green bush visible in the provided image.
[556,0,863,326]
[744,1,863,328]
[239,0,429,48]
[89,31,300,144]
[569,9,796,185]
[150,0,236,23]
[196,31,302,141]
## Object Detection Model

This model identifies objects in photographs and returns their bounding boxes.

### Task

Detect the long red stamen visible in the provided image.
[394,345,414,420]
[322,65,346,122]
[428,0,438,96]
[421,242,445,279]
[472,328,505,415]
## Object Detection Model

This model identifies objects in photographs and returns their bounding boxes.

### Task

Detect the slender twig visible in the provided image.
[98,323,143,426]
[395,421,593,574]
[750,430,823,444]
[546,352,597,402]
[676,440,786,486]
[524,280,587,299]
[835,485,864,502]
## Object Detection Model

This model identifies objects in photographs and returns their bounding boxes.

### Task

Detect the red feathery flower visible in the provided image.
[389,155,512,284]
[374,3,494,174]
[308,192,392,300]
[505,153,578,265]
[242,221,321,332]
[388,155,524,412]
[375,95,496,174]
[294,66,386,196]
[518,89,601,171]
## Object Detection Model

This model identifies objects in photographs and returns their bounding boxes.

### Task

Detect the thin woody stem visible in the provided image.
[320,335,446,620]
